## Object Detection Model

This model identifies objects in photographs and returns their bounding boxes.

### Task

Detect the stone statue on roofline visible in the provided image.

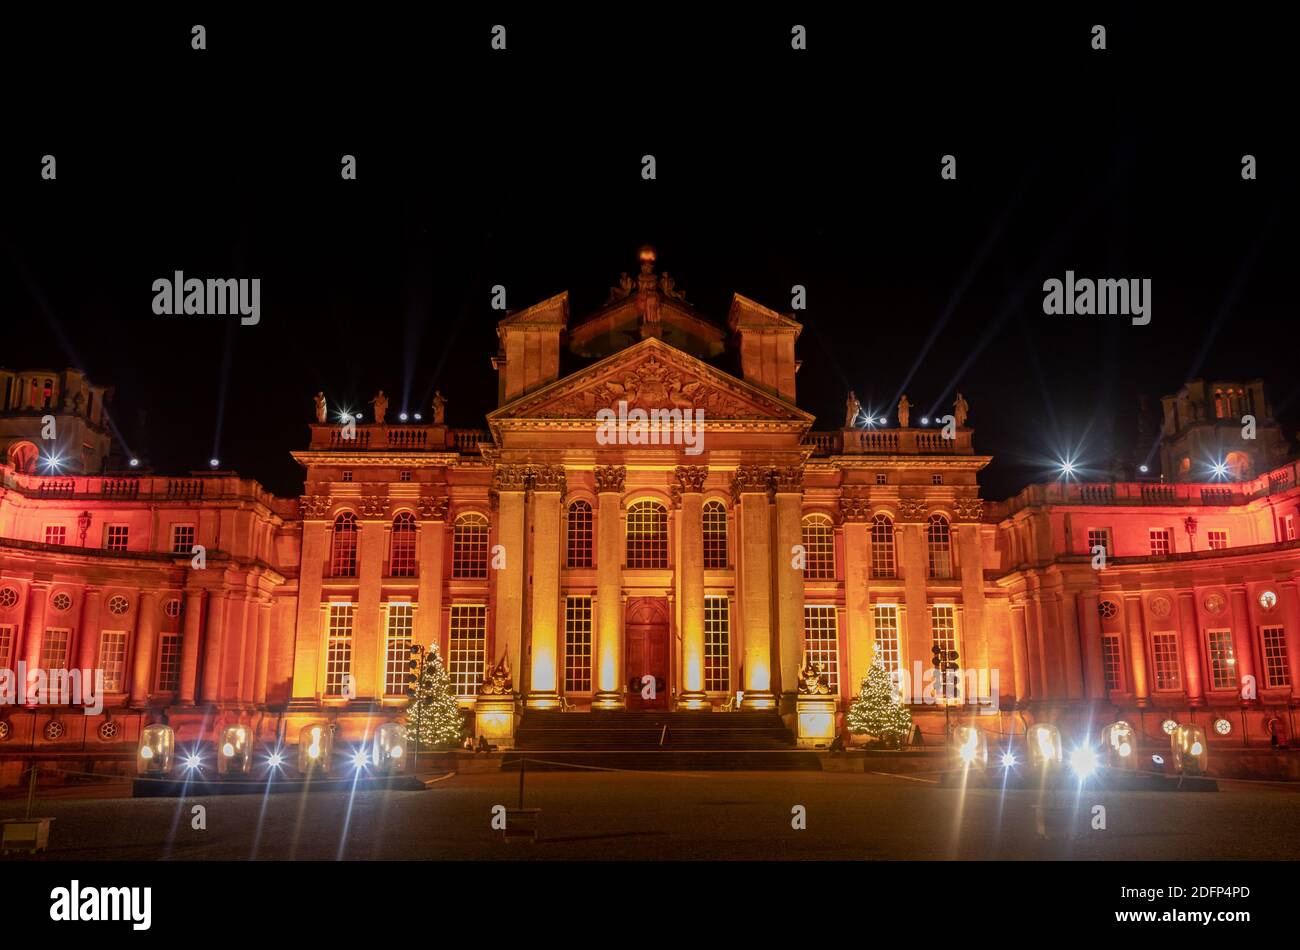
[432,391,447,425]
[369,390,388,425]
[897,394,911,428]
[314,391,327,423]
[845,390,863,429]
[953,392,969,428]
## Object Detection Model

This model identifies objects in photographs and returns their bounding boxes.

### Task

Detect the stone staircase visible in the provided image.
[500,709,822,771]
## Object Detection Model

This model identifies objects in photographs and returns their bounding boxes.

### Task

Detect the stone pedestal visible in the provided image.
[796,694,838,749]
[475,697,518,750]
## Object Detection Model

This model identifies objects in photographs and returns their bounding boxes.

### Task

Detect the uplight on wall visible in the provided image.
[953,724,988,767]
[298,723,334,775]
[372,722,407,773]
[1100,721,1136,769]
[1171,724,1209,775]
[218,725,253,775]
[1026,723,1062,768]
[137,724,175,775]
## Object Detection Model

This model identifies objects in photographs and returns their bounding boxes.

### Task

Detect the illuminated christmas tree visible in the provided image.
[404,644,463,748]
[846,648,913,748]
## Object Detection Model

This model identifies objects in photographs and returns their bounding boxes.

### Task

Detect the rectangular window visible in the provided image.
[384,603,414,695]
[930,605,958,698]
[1149,528,1172,556]
[1206,629,1237,691]
[325,603,354,696]
[931,473,943,485]
[448,605,487,698]
[1086,529,1110,559]
[704,596,730,692]
[1102,633,1123,690]
[99,630,128,692]
[803,606,839,692]
[342,471,353,482]
[873,605,901,674]
[0,625,14,671]
[875,473,887,485]
[564,596,593,692]
[171,524,196,555]
[41,628,70,670]
[156,632,181,691]
[1151,632,1181,691]
[1207,530,1228,551]
[44,525,67,546]
[1261,625,1290,689]
[399,471,412,482]
[1284,515,1296,541]
[105,524,129,552]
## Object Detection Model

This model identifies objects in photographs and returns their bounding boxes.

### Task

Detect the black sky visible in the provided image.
[3,9,1296,499]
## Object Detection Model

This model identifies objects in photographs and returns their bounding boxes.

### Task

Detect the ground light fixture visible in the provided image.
[1026,723,1062,768]
[1100,720,1137,769]
[218,725,253,775]
[298,723,333,775]
[1172,724,1209,776]
[136,724,175,775]
[953,724,987,767]
[372,722,407,774]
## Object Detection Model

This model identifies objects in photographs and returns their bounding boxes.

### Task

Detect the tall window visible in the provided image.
[801,514,835,579]
[564,596,593,692]
[1149,528,1172,556]
[171,524,196,555]
[99,630,128,692]
[325,603,354,695]
[157,633,181,691]
[1151,632,1181,690]
[384,603,414,694]
[870,514,895,578]
[44,525,66,546]
[926,515,953,579]
[626,501,668,568]
[1206,629,1237,691]
[1102,633,1123,690]
[930,605,958,678]
[566,501,593,568]
[1261,626,1290,688]
[704,596,730,691]
[1086,529,1110,559]
[448,605,487,697]
[330,512,359,577]
[702,500,728,569]
[452,513,490,579]
[873,605,901,673]
[389,513,418,577]
[105,524,129,552]
[1207,530,1228,551]
[0,625,14,671]
[803,606,839,692]
[41,628,70,670]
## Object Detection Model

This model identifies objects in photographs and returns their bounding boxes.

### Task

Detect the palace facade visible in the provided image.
[2,252,1299,770]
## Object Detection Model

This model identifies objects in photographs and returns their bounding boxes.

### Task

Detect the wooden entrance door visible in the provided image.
[625,597,670,710]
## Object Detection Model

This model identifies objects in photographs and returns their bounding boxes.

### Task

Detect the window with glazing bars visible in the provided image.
[1206,629,1237,691]
[564,596,593,692]
[1086,529,1110,559]
[171,524,196,555]
[704,596,730,691]
[1102,633,1123,690]
[452,514,490,578]
[870,514,895,578]
[156,632,181,691]
[105,524,129,552]
[41,628,70,670]
[331,513,358,577]
[1149,528,1172,556]
[0,625,14,671]
[702,500,728,568]
[873,605,901,674]
[448,605,487,697]
[44,525,66,546]
[1207,530,1228,551]
[566,501,593,568]
[1151,632,1181,690]
[926,516,952,578]
[385,603,414,694]
[389,513,418,577]
[626,501,668,568]
[1261,625,1290,688]
[99,630,128,692]
[801,515,835,579]
[325,604,354,695]
[803,606,839,692]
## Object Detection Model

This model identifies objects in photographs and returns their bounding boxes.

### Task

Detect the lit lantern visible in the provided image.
[953,724,988,767]
[298,722,334,775]
[372,722,407,773]
[218,725,253,775]
[1171,724,1209,775]
[1100,721,1136,769]
[137,724,175,775]
[1027,723,1062,768]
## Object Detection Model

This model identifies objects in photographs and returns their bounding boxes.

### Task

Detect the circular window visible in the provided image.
[98,720,121,742]
[0,587,17,609]
[44,720,66,741]
[1259,590,1278,612]
[0,720,10,742]
[1203,593,1226,615]
[1161,719,1178,736]
[1098,600,1120,620]
[107,595,130,615]
[51,592,73,612]
[163,598,183,619]
[1213,718,1233,736]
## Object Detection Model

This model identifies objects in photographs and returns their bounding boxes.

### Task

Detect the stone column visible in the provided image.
[76,587,103,673]
[733,466,774,708]
[200,591,227,703]
[1009,600,1031,703]
[254,599,272,704]
[353,500,389,700]
[178,589,206,704]
[492,464,530,692]
[955,510,990,676]
[1228,586,1257,697]
[22,581,50,671]
[675,465,709,708]
[839,493,873,691]
[130,591,160,706]
[1178,591,1204,706]
[1077,592,1107,700]
[772,466,805,704]
[527,465,565,709]
[1058,591,1085,700]
[897,518,931,692]
[1123,594,1150,706]
[415,496,448,650]
[593,465,626,708]
[291,506,329,700]
[1280,580,1300,696]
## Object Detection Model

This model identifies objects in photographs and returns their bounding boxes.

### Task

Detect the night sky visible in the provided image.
[3,10,1295,500]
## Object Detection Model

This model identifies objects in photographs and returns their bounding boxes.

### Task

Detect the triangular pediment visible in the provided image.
[488,338,813,426]
[568,297,726,360]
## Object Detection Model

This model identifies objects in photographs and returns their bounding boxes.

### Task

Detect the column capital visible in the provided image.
[730,465,772,504]
[771,464,804,494]
[594,464,626,494]
[673,464,709,494]
[530,463,567,495]
[298,495,334,519]
[493,463,531,492]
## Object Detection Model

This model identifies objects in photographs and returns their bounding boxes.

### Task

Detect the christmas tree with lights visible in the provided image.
[404,644,463,748]
[846,648,914,748]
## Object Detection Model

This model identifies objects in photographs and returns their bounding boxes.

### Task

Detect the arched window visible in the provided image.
[702,500,728,569]
[452,513,490,579]
[801,514,835,579]
[926,514,952,579]
[870,513,896,578]
[567,500,593,568]
[626,501,668,569]
[330,512,358,577]
[389,512,417,577]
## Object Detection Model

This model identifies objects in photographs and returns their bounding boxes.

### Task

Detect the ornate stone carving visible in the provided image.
[952,497,984,522]
[798,655,832,695]
[416,495,450,520]
[772,465,804,493]
[298,495,333,518]
[593,465,626,494]
[897,499,929,522]
[730,465,772,504]
[838,492,871,522]
[478,654,513,696]
[674,465,709,494]
[359,495,391,518]
[493,463,531,492]
[530,464,567,494]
